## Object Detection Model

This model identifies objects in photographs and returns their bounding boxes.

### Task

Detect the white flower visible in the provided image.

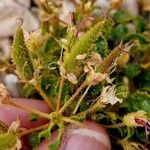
[100,85,122,105]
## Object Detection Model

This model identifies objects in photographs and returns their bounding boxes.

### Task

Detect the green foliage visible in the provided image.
[11,27,34,80]
[0,133,17,150]
[121,92,150,117]
[61,81,71,100]
[54,27,67,38]
[112,10,131,24]
[102,19,113,38]
[28,113,39,122]
[1,1,150,149]
[48,139,60,150]
[135,128,150,144]
[43,37,60,54]
[134,70,150,89]
[40,127,51,139]
[116,85,129,99]
[23,84,35,98]
[96,36,108,58]
[89,84,103,95]
[28,132,41,147]
[110,24,128,42]
[124,63,141,78]
[134,16,147,33]
[79,100,91,111]
[125,34,148,45]
[40,75,59,97]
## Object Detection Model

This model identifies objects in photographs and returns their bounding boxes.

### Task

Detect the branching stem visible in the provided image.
[8,99,50,119]
[33,82,55,111]
[59,81,87,114]
[62,117,84,127]
[56,77,65,111]
[73,85,91,114]
[19,123,49,137]
[78,101,104,116]
[102,122,125,128]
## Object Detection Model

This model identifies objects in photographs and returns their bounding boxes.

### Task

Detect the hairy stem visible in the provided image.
[62,117,84,127]
[19,123,49,137]
[33,82,55,111]
[78,101,104,116]
[56,77,65,111]
[8,99,50,119]
[73,85,91,114]
[59,81,87,114]
[102,122,125,128]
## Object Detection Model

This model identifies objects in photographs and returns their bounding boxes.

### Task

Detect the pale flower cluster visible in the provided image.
[99,85,123,105]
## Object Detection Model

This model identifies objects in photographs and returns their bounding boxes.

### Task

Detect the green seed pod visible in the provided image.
[64,19,105,72]
[11,27,34,80]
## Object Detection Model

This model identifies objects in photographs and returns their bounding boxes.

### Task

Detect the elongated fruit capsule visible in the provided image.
[99,44,123,73]
[11,27,34,80]
[64,19,105,72]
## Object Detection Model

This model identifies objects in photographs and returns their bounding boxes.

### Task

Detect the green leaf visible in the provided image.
[43,37,60,53]
[134,70,150,89]
[70,114,85,122]
[110,24,128,42]
[125,34,148,45]
[96,36,108,58]
[124,63,141,78]
[41,75,58,97]
[62,81,71,100]
[28,132,41,147]
[135,128,150,144]
[0,133,17,150]
[121,92,150,117]
[54,27,67,38]
[89,84,103,96]
[102,19,113,38]
[91,112,107,122]
[134,16,147,33]
[28,113,39,122]
[23,84,35,98]
[80,100,91,112]
[48,139,60,150]
[112,10,131,24]
[40,128,51,139]
[116,85,129,99]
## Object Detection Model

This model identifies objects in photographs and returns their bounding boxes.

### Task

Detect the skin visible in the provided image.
[0,99,111,150]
